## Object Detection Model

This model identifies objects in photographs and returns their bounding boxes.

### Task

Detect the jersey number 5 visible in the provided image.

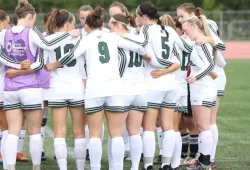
[54,44,76,67]
[161,36,170,59]
[98,41,110,64]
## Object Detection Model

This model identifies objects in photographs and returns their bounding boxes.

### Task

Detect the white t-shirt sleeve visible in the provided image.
[30,27,72,51]
[116,34,146,56]
[193,44,214,80]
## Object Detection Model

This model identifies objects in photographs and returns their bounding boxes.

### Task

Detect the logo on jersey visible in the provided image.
[5,39,27,61]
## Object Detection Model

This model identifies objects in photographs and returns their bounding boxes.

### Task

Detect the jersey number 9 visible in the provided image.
[98,41,110,64]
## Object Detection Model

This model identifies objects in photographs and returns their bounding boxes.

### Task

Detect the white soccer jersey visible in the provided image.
[80,27,110,36]
[190,42,215,86]
[58,30,146,99]
[118,33,146,95]
[124,24,193,91]
[43,32,86,100]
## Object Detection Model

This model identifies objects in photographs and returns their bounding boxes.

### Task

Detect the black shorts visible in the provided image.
[182,84,193,117]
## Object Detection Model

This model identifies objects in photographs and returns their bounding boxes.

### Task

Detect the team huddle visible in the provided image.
[0,0,227,170]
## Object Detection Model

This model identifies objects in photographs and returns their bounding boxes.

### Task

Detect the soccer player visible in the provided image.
[181,15,220,170]
[109,13,149,170]
[44,8,87,170]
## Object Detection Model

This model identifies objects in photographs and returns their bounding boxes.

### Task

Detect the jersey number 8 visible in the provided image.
[54,44,76,68]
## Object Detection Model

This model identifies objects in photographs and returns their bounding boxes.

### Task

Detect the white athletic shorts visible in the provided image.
[0,93,3,108]
[48,97,85,108]
[190,84,217,108]
[4,88,43,111]
[214,73,226,96]
[124,93,148,112]
[175,86,188,113]
[147,89,178,109]
[85,95,124,114]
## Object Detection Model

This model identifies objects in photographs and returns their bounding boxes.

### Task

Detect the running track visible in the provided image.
[223,42,250,59]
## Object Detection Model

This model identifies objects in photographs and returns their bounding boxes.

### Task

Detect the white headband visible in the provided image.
[110,17,131,30]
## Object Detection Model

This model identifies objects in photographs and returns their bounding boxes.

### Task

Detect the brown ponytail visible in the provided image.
[47,9,60,35]
[47,9,74,35]
[15,0,35,19]
[160,14,176,29]
[85,6,104,29]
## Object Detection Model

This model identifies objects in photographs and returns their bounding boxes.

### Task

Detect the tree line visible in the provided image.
[0,0,249,14]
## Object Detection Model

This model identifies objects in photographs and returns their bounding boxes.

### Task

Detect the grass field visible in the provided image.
[14,60,250,170]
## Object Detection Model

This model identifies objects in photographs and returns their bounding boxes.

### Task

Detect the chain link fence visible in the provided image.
[29,10,250,41]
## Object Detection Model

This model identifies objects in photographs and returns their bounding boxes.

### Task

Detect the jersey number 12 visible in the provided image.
[54,44,76,68]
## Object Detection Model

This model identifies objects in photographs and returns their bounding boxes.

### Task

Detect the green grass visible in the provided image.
[15,60,250,170]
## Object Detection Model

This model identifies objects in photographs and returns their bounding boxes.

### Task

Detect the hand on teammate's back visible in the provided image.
[69,29,80,38]
[143,54,151,64]
[20,60,31,69]
[195,35,208,45]
[186,75,196,84]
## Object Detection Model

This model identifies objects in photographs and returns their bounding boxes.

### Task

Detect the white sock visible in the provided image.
[108,137,113,170]
[143,131,155,169]
[157,127,163,155]
[130,134,142,170]
[54,138,67,170]
[85,125,89,149]
[30,134,42,165]
[111,137,124,170]
[17,130,26,152]
[74,138,87,170]
[41,107,48,151]
[123,125,130,151]
[40,127,45,151]
[162,130,176,167]
[199,130,213,155]
[171,132,182,169]
[1,130,8,169]
[101,122,105,142]
[210,124,218,162]
[89,138,102,170]
[5,134,18,165]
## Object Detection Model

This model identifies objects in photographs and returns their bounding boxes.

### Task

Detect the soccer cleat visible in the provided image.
[124,150,131,161]
[142,165,154,170]
[16,152,28,162]
[153,155,162,164]
[186,162,211,170]
[210,161,216,169]
[187,157,198,167]
[41,151,47,161]
[86,149,90,161]
[159,165,173,170]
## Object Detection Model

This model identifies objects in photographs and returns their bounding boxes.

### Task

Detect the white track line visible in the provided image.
[46,126,90,169]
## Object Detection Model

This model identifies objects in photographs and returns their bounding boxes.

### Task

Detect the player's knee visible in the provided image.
[41,118,47,127]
